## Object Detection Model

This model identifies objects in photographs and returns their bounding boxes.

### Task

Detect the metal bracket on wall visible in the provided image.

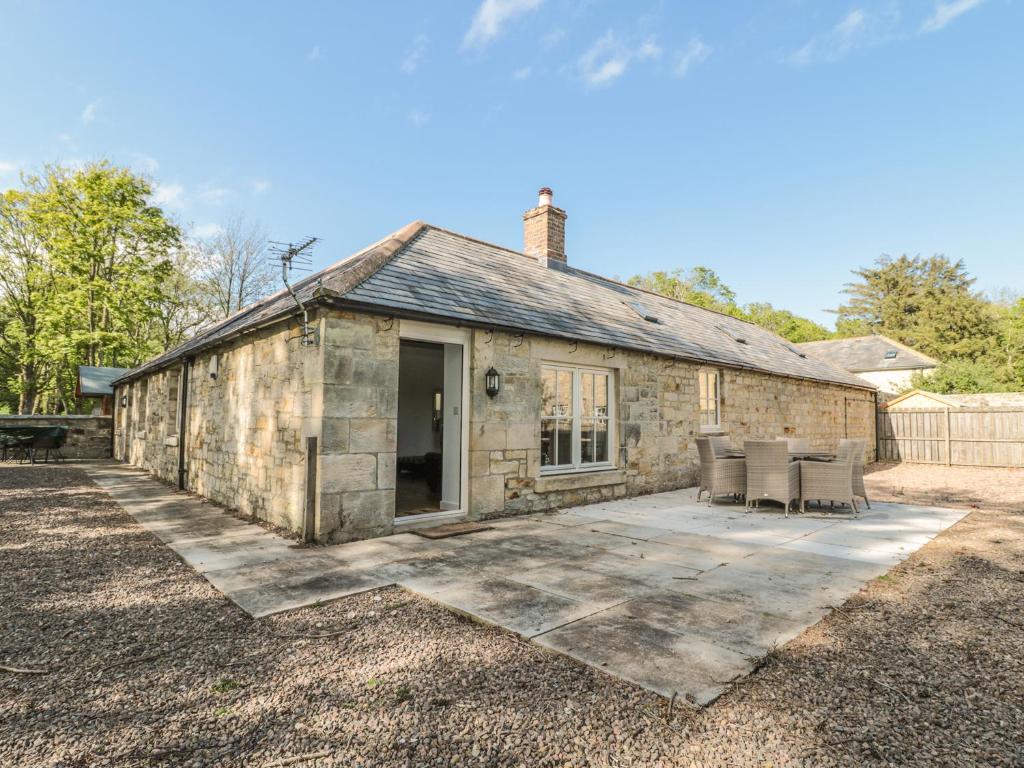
[568,340,578,354]
[511,333,524,349]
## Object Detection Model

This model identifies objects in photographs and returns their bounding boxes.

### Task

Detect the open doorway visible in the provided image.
[395,338,463,518]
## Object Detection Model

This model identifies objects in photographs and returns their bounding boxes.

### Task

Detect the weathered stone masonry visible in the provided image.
[116,308,876,543]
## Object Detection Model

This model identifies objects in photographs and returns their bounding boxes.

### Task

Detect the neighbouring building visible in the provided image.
[796,335,938,398]
[113,189,877,543]
[77,365,131,415]
[883,389,1024,410]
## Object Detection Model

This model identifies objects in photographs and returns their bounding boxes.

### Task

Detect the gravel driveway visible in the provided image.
[2,463,1022,767]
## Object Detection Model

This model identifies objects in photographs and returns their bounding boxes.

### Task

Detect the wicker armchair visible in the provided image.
[696,437,746,505]
[745,440,800,515]
[779,437,810,453]
[838,438,870,508]
[799,445,858,515]
[708,435,732,457]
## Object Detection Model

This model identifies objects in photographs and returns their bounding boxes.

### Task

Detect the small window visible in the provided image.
[541,365,613,472]
[625,301,659,323]
[884,350,898,359]
[698,368,720,432]
[716,325,747,344]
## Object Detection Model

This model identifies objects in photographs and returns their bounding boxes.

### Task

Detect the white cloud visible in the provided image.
[637,37,663,61]
[921,0,984,32]
[306,45,321,62]
[513,65,532,80]
[192,222,223,239]
[463,0,544,50]
[251,179,271,194]
[541,28,565,48]
[672,38,711,78]
[81,100,99,124]
[0,161,17,174]
[577,31,668,88]
[198,186,232,205]
[131,153,160,174]
[152,183,185,209]
[578,32,631,87]
[401,34,429,74]
[790,8,897,64]
[408,110,430,127]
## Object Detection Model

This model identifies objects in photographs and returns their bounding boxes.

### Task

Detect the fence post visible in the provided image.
[944,407,951,467]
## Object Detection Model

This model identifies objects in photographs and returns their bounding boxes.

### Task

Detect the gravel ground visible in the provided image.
[2,463,1022,768]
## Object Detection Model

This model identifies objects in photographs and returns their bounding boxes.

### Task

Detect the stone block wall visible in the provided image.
[0,415,113,458]
[316,311,400,543]
[468,330,876,520]
[116,317,323,535]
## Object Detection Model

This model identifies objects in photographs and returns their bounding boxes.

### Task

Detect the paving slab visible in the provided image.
[86,462,970,705]
[534,609,752,704]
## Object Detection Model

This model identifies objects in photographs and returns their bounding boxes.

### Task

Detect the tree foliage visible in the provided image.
[626,267,832,343]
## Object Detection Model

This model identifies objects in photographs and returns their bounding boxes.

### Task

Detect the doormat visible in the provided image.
[412,521,494,539]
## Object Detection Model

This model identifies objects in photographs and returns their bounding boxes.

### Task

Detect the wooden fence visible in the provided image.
[876,408,1024,468]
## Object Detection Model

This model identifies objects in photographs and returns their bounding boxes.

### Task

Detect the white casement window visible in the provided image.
[698,368,721,432]
[540,365,614,472]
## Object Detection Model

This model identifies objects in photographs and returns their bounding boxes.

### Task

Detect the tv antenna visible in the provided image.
[269,236,320,346]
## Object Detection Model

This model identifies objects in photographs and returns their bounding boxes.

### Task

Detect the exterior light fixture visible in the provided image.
[120,395,128,407]
[485,367,501,398]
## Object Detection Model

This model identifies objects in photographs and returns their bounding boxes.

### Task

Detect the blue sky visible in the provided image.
[1,0,1020,326]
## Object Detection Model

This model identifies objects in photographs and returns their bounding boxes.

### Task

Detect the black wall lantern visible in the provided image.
[120,395,128,407]
[484,367,501,398]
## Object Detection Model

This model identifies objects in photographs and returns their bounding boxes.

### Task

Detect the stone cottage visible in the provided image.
[113,189,876,543]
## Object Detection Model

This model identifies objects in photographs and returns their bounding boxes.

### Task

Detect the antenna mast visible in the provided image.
[269,236,320,346]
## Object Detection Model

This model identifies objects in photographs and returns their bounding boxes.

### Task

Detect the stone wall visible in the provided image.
[468,330,876,519]
[317,311,399,543]
[115,316,324,535]
[113,308,876,544]
[0,415,113,459]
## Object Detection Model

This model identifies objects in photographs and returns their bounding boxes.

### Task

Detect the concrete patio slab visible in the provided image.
[86,463,970,705]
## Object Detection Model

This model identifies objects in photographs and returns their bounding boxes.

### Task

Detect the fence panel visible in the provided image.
[876,407,1024,468]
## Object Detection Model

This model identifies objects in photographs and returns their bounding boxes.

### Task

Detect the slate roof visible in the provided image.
[78,366,131,396]
[116,222,872,390]
[796,335,938,373]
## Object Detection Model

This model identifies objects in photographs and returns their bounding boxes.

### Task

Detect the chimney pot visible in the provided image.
[523,187,566,266]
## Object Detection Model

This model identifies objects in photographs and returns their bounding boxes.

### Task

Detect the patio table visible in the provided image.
[721,448,835,461]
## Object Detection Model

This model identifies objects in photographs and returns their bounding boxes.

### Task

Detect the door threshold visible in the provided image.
[394,509,467,531]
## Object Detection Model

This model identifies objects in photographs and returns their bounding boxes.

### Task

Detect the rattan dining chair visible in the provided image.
[744,440,800,515]
[799,443,859,515]
[708,435,732,457]
[838,438,870,509]
[697,437,746,505]
[778,437,810,453]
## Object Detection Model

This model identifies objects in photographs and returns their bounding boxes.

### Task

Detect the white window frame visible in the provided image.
[698,368,721,433]
[540,364,615,475]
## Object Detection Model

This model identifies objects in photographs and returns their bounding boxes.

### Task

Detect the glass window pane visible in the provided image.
[699,371,708,403]
[581,373,594,417]
[555,419,572,465]
[594,419,609,463]
[556,370,572,417]
[540,420,555,466]
[580,418,595,463]
[594,374,608,416]
[542,369,556,417]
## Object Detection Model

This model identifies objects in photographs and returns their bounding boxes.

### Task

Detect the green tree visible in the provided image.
[0,162,182,412]
[626,266,832,343]
[834,254,993,360]
[627,266,736,312]
[910,358,1002,394]
[740,302,832,343]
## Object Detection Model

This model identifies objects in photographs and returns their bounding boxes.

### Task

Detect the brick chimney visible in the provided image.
[523,187,567,266]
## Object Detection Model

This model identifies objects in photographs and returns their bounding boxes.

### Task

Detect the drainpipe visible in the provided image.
[177,358,191,490]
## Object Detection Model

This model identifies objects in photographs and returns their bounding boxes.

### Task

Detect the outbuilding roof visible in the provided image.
[78,366,132,396]
[115,222,872,390]
[796,334,938,373]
